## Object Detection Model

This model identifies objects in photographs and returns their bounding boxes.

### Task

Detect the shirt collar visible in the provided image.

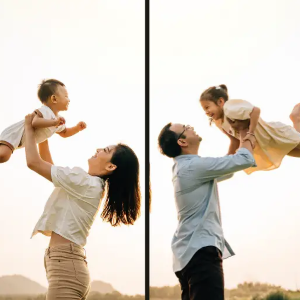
[173,154,199,162]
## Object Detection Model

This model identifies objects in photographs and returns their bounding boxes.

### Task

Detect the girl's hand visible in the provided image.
[76,121,87,131]
[243,134,256,149]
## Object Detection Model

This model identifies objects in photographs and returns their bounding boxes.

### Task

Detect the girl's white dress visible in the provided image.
[0,105,66,152]
[214,99,300,174]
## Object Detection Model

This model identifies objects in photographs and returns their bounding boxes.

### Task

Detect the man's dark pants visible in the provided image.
[175,246,224,300]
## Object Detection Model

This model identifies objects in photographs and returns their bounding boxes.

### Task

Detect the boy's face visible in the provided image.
[52,85,70,111]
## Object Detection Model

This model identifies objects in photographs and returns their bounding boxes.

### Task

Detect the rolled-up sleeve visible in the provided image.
[191,148,256,182]
[51,166,90,198]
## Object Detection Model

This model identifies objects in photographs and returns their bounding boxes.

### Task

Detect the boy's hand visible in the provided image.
[53,117,66,127]
[76,121,87,131]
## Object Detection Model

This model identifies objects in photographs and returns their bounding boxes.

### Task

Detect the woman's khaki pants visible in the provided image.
[44,243,91,300]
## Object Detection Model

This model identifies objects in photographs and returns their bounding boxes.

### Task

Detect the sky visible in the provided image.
[150,0,300,291]
[0,0,144,296]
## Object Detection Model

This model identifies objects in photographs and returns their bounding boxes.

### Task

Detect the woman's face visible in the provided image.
[200,98,225,120]
[88,145,117,177]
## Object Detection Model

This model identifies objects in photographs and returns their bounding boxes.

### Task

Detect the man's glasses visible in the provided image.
[177,125,193,140]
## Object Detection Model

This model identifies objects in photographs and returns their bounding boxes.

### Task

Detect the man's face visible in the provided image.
[170,123,202,149]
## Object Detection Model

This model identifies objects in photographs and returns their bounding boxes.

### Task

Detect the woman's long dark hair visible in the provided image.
[101,144,141,226]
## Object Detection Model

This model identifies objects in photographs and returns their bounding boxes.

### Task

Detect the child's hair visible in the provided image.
[37,79,65,103]
[200,84,229,104]
[200,84,229,126]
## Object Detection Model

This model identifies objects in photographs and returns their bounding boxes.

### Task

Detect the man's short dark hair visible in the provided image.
[158,123,183,158]
[37,79,65,103]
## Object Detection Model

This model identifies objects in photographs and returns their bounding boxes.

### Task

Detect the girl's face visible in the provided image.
[200,98,225,121]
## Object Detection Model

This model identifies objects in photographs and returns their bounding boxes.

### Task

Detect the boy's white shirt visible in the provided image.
[0,105,66,150]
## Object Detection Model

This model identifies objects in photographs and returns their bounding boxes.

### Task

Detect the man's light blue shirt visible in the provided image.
[171,148,256,272]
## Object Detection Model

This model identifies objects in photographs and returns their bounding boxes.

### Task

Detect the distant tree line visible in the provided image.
[150,285,181,299]
[253,291,293,300]
[0,291,144,300]
[149,282,300,300]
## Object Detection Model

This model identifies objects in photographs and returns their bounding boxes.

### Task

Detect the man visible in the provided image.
[158,123,256,300]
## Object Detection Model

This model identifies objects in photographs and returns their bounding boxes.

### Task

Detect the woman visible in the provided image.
[24,114,141,299]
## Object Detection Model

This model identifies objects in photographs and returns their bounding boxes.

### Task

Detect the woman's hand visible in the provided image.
[25,113,36,131]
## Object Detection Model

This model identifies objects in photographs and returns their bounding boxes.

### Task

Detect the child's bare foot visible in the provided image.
[0,144,12,163]
[289,103,300,123]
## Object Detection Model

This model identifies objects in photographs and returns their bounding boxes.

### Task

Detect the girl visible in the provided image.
[200,84,300,174]
[24,113,141,300]
[0,79,86,163]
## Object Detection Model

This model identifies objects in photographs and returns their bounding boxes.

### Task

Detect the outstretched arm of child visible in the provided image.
[222,129,240,155]
[241,106,260,143]
[248,107,261,134]
[57,121,87,138]
[32,114,65,129]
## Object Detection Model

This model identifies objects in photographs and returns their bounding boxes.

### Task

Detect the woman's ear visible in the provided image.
[105,163,117,173]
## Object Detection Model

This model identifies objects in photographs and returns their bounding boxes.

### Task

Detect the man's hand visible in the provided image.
[76,121,87,132]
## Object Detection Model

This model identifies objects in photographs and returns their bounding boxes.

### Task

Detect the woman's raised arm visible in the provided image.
[24,114,53,182]
[38,139,54,165]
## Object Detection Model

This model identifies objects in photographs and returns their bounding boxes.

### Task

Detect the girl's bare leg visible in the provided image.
[287,104,300,156]
[290,103,300,132]
[287,144,300,157]
[0,144,12,163]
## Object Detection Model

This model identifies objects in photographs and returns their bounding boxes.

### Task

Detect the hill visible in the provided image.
[91,280,115,293]
[0,275,116,295]
[0,275,46,295]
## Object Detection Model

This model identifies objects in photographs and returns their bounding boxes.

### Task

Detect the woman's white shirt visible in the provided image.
[31,166,104,246]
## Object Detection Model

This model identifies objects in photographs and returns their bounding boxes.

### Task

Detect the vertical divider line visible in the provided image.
[145,0,150,299]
